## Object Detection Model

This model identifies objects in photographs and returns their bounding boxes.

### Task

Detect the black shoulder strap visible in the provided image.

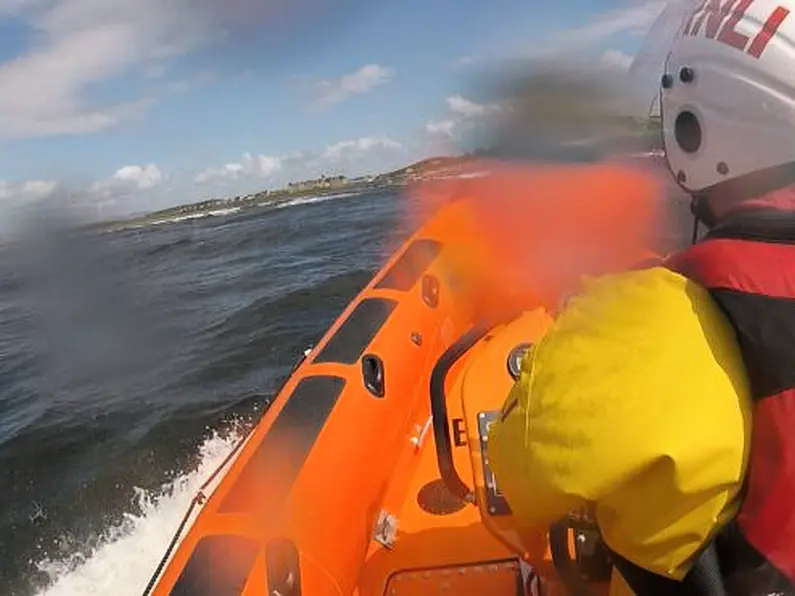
[714,520,795,595]
[706,209,795,244]
[607,542,727,596]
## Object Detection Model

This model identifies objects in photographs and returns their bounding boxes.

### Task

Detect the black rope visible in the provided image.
[140,351,311,593]
[141,428,252,595]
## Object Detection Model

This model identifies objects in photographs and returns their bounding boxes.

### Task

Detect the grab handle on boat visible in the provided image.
[266,537,302,596]
[429,325,490,504]
[361,353,386,398]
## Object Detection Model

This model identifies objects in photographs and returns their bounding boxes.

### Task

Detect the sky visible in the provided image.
[0,0,669,220]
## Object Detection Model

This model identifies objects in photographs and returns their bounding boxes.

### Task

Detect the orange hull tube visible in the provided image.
[147,189,643,595]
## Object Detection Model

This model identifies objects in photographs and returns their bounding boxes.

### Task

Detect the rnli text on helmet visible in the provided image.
[682,0,790,58]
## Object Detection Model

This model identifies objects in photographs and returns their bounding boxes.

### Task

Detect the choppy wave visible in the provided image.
[125,189,373,232]
[0,188,407,596]
[146,207,242,227]
[34,429,243,596]
[271,190,366,210]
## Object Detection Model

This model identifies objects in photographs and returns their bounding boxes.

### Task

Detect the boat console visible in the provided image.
[430,309,615,595]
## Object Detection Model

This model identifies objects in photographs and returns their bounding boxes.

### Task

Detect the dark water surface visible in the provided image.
[0,190,415,595]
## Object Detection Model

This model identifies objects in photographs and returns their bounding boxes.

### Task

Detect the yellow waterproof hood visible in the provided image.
[488,267,752,580]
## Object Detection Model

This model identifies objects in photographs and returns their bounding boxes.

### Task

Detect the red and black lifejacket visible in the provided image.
[610,207,795,595]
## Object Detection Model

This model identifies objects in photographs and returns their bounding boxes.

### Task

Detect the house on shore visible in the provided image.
[287,174,348,193]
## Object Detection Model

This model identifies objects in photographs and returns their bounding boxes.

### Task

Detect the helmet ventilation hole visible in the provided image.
[675,111,702,154]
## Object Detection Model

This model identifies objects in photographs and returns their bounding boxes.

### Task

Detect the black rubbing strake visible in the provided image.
[375,238,442,291]
[313,298,397,365]
[218,375,346,513]
[170,535,259,596]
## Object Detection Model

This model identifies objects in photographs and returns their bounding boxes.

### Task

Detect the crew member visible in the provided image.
[489,0,795,593]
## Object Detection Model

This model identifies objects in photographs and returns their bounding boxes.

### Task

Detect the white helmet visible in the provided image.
[632,0,795,195]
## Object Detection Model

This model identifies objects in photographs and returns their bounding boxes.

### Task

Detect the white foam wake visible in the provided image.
[272,190,363,210]
[33,430,242,596]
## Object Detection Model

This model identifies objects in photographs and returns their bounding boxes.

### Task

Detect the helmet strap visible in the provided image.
[691,213,700,245]
[687,161,795,242]
[690,194,716,244]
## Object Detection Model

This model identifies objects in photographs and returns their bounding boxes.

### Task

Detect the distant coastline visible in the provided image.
[91,155,475,232]
[93,116,663,232]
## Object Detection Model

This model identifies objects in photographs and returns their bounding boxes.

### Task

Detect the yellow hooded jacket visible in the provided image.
[488,266,752,583]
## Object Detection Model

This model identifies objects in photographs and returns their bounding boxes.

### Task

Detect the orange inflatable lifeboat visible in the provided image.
[143,160,662,596]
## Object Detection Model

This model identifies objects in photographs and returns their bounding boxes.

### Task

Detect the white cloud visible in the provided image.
[426,95,502,140]
[195,136,403,187]
[446,94,502,118]
[195,153,282,183]
[89,163,163,204]
[22,179,58,198]
[309,64,394,108]
[112,164,162,189]
[0,0,265,138]
[599,49,634,71]
[0,132,406,219]
[426,119,456,137]
[455,2,665,70]
[195,164,242,183]
[560,1,666,46]
[255,154,282,176]
[321,137,402,162]
[541,1,666,57]
[0,2,172,137]
[223,163,245,176]
[0,177,58,202]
